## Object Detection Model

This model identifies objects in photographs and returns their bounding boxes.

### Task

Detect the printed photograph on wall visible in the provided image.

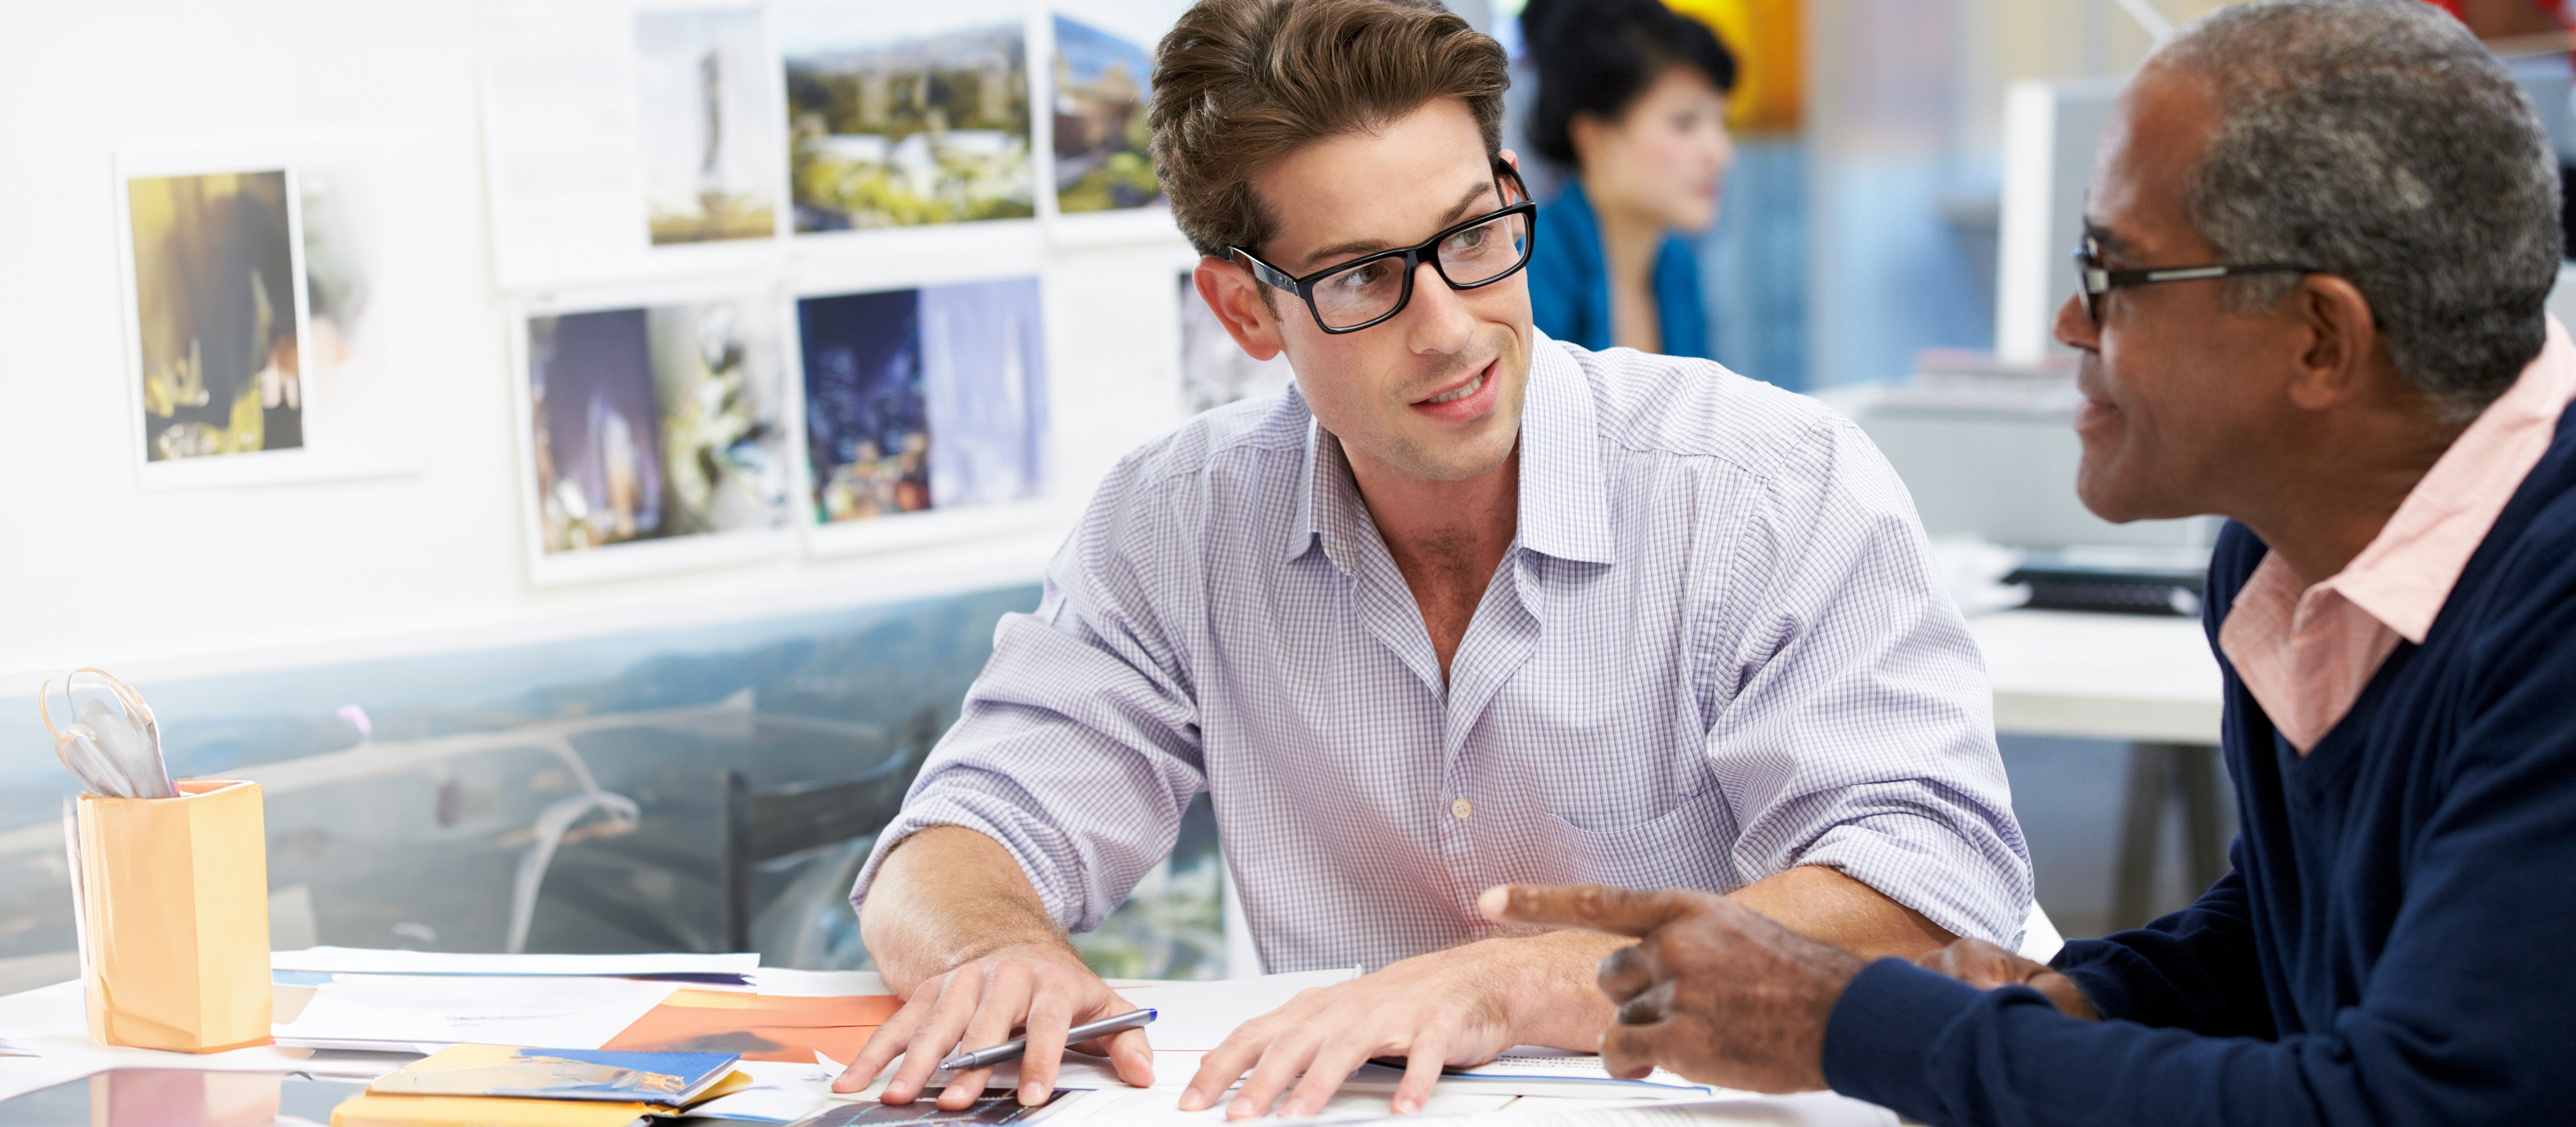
[635,6,781,245]
[780,0,1036,231]
[523,294,791,575]
[119,138,433,488]
[1050,13,1158,214]
[294,147,432,479]
[127,170,304,463]
[923,276,1047,507]
[800,276,1046,528]
[798,289,929,523]
[1177,271,1293,415]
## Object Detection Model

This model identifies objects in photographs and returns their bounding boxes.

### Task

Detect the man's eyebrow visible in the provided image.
[1296,179,1499,271]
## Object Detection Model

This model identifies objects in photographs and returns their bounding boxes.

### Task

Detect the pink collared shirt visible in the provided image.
[2220,317,2576,752]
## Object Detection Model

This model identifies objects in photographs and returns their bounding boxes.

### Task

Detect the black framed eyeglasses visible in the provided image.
[1232,161,1538,334]
[2073,235,2315,324]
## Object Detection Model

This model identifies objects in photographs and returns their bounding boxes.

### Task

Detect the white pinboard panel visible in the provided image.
[1995,79,2123,366]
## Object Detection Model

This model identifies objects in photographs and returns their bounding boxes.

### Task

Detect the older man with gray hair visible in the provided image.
[1481,1,2576,1123]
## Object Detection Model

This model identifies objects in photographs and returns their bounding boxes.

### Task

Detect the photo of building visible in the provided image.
[1051,14,1160,214]
[635,8,782,245]
[781,1,1035,230]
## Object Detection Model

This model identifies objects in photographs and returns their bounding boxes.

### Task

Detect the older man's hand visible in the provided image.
[1478,884,1863,1094]
[1913,938,2099,1020]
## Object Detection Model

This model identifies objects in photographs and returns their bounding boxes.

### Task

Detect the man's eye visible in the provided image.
[1333,262,1387,289]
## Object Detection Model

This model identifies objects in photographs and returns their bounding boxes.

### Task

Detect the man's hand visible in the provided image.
[830,940,1153,1109]
[1914,937,2098,1020]
[1179,930,1627,1119]
[1479,884,1863,1094]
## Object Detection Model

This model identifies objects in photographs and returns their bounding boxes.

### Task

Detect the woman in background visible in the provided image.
[1521,0,1736,357]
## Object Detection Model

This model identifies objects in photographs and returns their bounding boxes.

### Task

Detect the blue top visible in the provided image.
[1817,407,2576,1125]
[1525,179,1709,359]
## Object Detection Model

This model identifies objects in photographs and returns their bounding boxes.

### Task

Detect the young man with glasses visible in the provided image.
[833,0,2029,1118]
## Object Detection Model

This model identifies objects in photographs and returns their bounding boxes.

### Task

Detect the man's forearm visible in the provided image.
[1730,865,1957,960]
[859,825,1071,995]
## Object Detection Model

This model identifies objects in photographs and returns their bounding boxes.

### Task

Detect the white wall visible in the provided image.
[0,1,1194,698]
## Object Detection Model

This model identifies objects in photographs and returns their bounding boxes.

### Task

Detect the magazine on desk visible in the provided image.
[365,1043,741,1106]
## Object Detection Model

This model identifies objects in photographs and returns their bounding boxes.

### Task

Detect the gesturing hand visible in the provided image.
[1477,884,1863,1095]
[1914,937,2098,1020]
[831,941,1153,1109]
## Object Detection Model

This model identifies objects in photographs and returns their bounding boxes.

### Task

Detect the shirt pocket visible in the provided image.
[1528,784,1737,893]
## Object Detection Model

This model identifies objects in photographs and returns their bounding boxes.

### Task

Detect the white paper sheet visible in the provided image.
[1043,1082,1517,1125]
[271,974,678,1051]
[0,982,330,1102]
[271,946,756,978]
[1446,1092,1903,1126]
[750,968,889,997]
[1111,968,1360,1052]
[1448,1051,1716,1096]
[476,0,785,289]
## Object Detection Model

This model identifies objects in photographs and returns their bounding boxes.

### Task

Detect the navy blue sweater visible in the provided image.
[1817,408,2576,1126]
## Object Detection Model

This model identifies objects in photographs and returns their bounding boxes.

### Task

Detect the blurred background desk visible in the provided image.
[1968,609,2229,932]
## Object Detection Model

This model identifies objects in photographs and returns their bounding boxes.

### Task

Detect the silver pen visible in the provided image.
[938,1007,1158,1071]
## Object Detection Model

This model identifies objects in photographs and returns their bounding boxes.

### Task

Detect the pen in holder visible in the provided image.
[46,671,273,1052]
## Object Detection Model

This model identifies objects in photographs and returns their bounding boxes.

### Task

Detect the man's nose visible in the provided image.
[2053,291,2099,352]
[1403,260,1474,353]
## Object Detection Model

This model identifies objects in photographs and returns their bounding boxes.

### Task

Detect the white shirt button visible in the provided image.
[1450,797,1473,820]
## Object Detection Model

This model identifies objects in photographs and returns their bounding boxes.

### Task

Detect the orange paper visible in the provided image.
[77,779,273,1052]
[603,989,899,1062]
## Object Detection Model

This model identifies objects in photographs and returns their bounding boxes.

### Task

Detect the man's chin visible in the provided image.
[2074,464,2192,526]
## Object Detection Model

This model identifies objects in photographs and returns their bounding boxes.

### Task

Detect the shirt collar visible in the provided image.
[2329,314,2576,642]
[1286,405,1351,569]
[1516,331,1616,565]
[1284,331,1616,568]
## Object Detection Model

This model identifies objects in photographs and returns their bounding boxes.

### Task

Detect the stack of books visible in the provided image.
[330,1044,745,1126]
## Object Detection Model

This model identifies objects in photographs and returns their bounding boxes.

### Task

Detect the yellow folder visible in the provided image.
[76,778,273,1052]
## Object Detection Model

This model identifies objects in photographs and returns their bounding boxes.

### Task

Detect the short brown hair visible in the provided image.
[1148,0,1510,260]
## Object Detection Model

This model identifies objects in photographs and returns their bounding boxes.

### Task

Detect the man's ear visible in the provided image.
[2282,274,2381,412]
[1194,255,1287,363]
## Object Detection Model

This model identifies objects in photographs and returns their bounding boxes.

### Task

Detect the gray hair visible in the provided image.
[2157,0,2561,420]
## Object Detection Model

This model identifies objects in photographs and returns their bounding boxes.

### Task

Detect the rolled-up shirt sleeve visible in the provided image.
[851,456,1206,932]
[1702,415,2033,946]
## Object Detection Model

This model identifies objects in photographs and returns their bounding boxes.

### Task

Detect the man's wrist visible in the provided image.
[946,932,1084,975]
[1476,929,1629,1047]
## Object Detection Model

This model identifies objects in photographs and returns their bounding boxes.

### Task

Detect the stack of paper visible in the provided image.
[274,947,758,985]
[275,975,682,1053]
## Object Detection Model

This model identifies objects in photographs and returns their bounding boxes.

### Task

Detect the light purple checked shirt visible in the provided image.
[855,333,2032,974]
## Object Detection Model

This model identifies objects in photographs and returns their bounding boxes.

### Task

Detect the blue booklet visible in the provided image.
[365,1044,742,1107]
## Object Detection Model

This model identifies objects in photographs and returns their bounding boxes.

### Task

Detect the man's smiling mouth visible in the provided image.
[1420,369,1487,405]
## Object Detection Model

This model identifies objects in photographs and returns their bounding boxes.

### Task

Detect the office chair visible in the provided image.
[718,707,941,954]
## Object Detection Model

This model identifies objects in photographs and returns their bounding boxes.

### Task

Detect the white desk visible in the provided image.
[1966,609,2230,930]
[1968,609,2222,744]
[0,970,1905,1126]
